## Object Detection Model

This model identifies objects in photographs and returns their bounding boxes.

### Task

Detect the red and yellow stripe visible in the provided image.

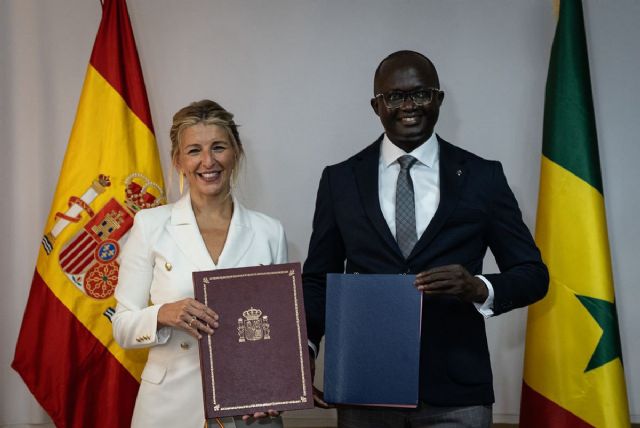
[13,1,163,426]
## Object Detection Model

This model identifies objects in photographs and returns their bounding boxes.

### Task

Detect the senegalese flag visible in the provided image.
[12,0,165,426]
[519,0,631,426]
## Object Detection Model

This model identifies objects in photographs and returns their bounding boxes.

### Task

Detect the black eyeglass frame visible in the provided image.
[374,88,444,109]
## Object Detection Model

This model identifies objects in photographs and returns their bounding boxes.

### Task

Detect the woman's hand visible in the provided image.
[241,409,280,422]
[157,298,219,339]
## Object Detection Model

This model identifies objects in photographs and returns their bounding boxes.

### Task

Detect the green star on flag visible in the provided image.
[576,294,623,372]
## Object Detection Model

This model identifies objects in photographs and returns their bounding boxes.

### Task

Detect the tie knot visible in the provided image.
[397,155,418,171]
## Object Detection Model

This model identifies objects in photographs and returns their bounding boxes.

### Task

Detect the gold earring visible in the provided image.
[179,172,184,195]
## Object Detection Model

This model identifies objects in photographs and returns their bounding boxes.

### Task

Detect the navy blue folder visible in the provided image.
[323,273,422,407]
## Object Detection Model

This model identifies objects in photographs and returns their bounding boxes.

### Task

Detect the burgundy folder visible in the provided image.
[192,263,314,418]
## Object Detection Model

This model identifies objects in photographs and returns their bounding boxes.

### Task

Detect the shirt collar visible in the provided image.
[381,132,439,168]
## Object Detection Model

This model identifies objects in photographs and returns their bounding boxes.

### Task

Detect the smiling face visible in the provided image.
[371,53,444,152]
[175,123,236,202]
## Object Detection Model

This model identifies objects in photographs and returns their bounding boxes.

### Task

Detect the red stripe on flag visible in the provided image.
[519,381,594,428]
[60,232,92,267]
[71,250,97,275]
[63,240,98,275]
[89,0,154,132]
[12,270,139,428]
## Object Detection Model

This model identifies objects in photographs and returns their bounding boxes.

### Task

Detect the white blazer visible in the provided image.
[113,193,287,428]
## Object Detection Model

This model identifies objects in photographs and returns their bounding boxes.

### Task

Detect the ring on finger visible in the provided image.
[188,316,197,328]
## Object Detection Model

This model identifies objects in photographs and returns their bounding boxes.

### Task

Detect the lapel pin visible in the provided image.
[456,169,462,176]
[165,262,172,271]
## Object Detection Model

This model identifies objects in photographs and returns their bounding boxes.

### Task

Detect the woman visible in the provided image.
[113,100,286,428]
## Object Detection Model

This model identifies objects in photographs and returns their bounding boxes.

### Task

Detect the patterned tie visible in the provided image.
[395,155,418,258]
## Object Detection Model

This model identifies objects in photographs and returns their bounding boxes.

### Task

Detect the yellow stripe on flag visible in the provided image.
[536,157,614,300]
[36,65,163,380]
[524,156,628,427]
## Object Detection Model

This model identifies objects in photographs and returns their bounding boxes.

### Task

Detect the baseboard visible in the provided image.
[0,425,55,428]
[1,416,638,427]
[283,412,634,427]
[283,417,336,427]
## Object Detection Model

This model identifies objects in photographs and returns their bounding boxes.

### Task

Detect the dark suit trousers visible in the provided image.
[337,403,492,428]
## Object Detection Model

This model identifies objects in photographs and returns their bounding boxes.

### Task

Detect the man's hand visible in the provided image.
[415,264,488,303]
[310,352,332,409]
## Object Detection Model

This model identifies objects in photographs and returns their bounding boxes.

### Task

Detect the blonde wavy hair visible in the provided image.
[170,99,244,186]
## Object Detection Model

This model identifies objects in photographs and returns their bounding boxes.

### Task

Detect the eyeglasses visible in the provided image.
[375,88,443,109]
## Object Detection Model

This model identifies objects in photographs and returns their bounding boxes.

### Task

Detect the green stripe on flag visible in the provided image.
[542,0,603,193]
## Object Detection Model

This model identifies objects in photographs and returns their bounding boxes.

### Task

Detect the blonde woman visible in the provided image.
[113,100,286,428]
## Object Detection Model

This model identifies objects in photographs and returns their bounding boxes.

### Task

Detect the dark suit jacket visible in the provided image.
[302,135,548,406]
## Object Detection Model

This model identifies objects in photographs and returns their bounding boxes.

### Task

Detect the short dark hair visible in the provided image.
[373,50,439,94]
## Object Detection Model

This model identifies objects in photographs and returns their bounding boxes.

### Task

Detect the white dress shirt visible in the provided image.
[378,133,494,318]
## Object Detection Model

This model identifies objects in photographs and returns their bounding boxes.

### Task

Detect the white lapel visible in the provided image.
[167,193,216,271]
[166,193,255,271]
[217,197,255,269]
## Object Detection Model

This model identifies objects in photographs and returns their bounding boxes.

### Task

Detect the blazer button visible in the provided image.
[180,342,191,350]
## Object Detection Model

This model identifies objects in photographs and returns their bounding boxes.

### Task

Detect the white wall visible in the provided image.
[1,0,638,425]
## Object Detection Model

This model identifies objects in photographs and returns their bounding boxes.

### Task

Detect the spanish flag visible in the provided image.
[520,0,631,426]
[12,0,165,426]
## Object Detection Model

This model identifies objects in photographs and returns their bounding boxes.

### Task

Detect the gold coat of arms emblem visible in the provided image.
[237,307,271,342]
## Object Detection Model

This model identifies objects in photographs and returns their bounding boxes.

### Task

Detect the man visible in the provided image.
[302,50,549,427]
